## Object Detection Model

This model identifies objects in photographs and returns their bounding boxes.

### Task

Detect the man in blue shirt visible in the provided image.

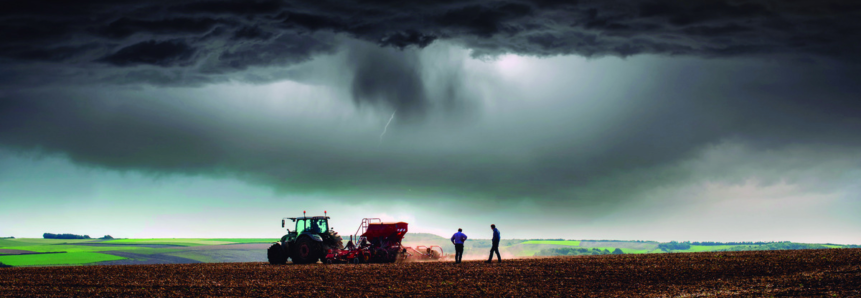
[450,228,468,264]
[486,224,501,263]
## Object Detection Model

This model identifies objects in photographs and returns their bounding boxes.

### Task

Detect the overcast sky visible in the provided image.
[1,0,860,243]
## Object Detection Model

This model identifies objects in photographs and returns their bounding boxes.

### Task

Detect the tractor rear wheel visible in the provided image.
[292,237,322,264]
[267,243,287,265]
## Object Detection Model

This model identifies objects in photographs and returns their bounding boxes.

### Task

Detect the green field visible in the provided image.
[522,240,581,246]
[522,241,857,257]
[0,240,185,254]
[0,238,98,247]
[2,244,140,253]
[100,238,276,246]
[165,251,217,263]
[0,252,125,266]
[0,238,276,267]
[1,239,144,253]
[203,238,276,244]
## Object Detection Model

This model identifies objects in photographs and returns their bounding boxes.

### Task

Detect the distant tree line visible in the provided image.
[823,243,861,248]
[658,241,691,251]
[100,235,114,239]
[691,241,790,246]
[718,243,829,251]
[465,239,523,249]
[43,233,90,239]
[535,247,623,257]
[581,240,658,243]
[0,236,13,239]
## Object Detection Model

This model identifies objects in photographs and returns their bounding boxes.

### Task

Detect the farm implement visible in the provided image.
[402,245,445,261]
[268,212,445,265]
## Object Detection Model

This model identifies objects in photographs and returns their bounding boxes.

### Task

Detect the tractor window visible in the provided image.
[308,219,327,233]
[295,219,307,234]
[295,218,327,234]
[316,219,328,233]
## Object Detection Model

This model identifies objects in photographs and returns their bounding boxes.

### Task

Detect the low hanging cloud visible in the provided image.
[1,0,861,208]
[347,42,428,119]
[2,53,860,207]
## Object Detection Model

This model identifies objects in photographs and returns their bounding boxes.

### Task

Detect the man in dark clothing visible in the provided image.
[486,224,501,263]
[450,228,467,263]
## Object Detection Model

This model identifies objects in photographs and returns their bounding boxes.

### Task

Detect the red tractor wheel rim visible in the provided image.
[300,245,310,257]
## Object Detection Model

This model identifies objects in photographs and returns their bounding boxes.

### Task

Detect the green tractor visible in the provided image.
[268,211,343,264]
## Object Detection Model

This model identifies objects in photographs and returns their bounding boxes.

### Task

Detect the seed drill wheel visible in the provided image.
[292,237,322,264]
[267,243,287,265]
[360,252,370,263]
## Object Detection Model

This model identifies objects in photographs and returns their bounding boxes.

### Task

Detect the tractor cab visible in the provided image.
[282,216,330,242]
[281,216,329,242]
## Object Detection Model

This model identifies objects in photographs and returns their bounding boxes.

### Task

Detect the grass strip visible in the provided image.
[0,252,126,266]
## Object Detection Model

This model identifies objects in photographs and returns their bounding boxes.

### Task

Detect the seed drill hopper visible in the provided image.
[324,218,445,264]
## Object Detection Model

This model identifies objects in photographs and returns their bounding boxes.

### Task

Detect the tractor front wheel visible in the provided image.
[292,237,322,264]
[267,243,287,265]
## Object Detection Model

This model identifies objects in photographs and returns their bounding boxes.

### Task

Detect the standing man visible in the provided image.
[486,224,501,263]
[450,228,468,264]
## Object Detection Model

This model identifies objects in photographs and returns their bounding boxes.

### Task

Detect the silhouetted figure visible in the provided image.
[310,220,320,233]
[486,224,501,263]
[451,228,468,263]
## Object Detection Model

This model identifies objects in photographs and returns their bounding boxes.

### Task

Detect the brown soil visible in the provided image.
[0,249,36,255]
[96,251,204,266]
[1,249,859,297]
[0,249,61,255]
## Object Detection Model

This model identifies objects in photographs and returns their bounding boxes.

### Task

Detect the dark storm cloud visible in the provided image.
[378,30,436,49]
[1,0,859,110]
[211,33,336,71]
[231,26,274,40]
[2,0,856,114]
[98,40,197,67]
[2,0,861,206]
[3,0,860,77]
[171,0,283,15]
[95,17,228,39]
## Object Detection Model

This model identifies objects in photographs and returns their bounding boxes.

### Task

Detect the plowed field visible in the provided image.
[1,249,859,297]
